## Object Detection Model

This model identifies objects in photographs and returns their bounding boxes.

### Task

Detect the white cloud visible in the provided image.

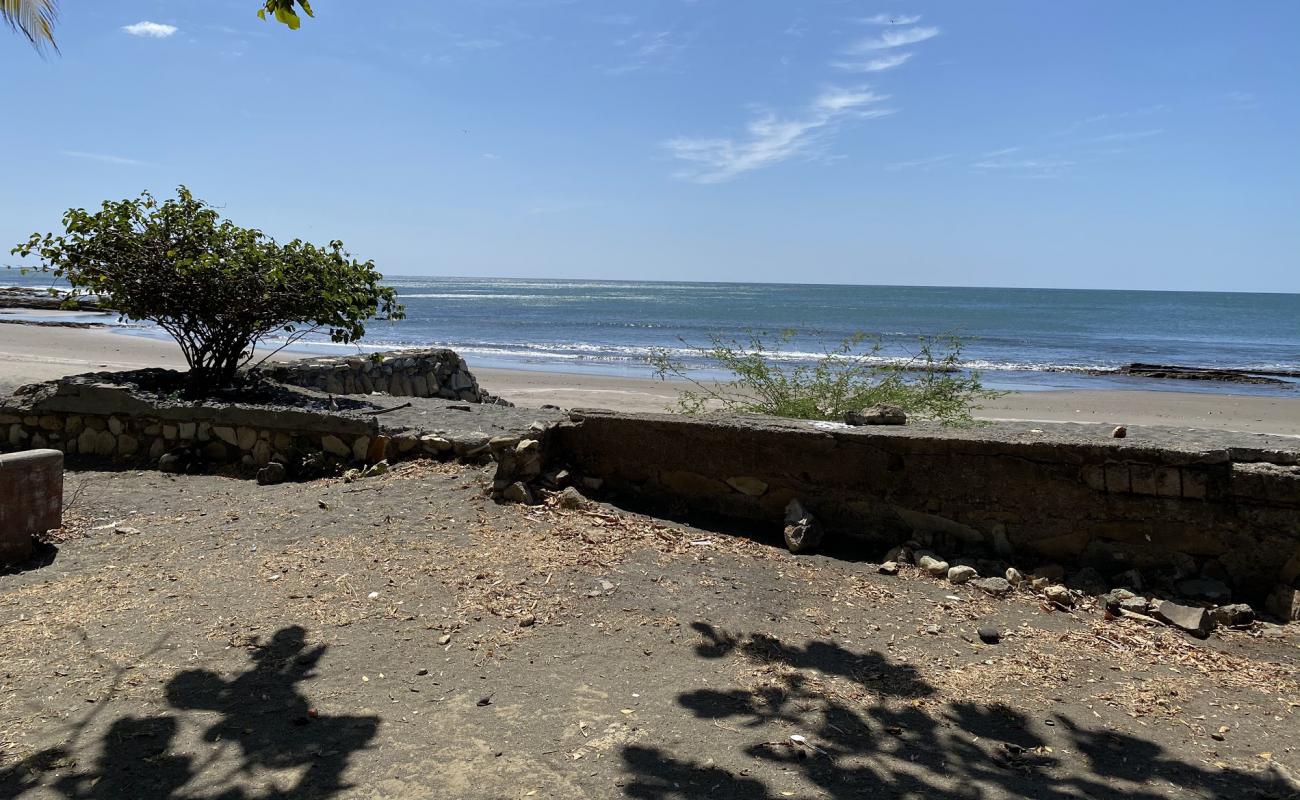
[121,21,178,38]
[849,25,938,52]
[665,87,893,183]
[861,13,923,25]
[979,146,1021,158]
[832,52,913,73]
[971,157,1074,178]
[61,150,150,166]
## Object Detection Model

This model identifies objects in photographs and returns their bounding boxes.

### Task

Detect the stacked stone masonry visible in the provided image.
[265,349,488,402]
[550,410,1300,610]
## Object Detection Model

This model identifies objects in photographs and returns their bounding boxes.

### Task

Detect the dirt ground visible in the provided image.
[1,461,1298,799]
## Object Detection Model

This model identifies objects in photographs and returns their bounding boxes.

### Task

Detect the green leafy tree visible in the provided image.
[257,0,313,30]
[647,330,999,426]
[12,186,403,394]
[5,0,314,52]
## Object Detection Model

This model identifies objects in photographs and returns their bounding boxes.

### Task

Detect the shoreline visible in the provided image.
[2,322,1299,436]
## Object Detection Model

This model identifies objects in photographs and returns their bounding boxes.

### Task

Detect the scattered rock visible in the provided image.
[256,461,286,486]
[1210,603,1255,627]
[844,404,907,426]
[519,613,536,628]
[437,634,452,646]
[1266,585,1300,622]
[783,500,824,554]
[1043,585,1074,607]
[502,482,535,505]
[977,626,1001,644]
[1100,589,1135,612]
[1177,578,1232,604]
[1111,425,1127,439]
[1152,599,1215,638]
[1118,596,1151,615]
[555,486,588,510]
[878,561,899,576]
[972,577,1012,597]
[1005,567,1024,586]
[918,556,950,578]
[923,625,942,636]
[883,545,914,565]
[948,565,978,584]
[158,452,185,474]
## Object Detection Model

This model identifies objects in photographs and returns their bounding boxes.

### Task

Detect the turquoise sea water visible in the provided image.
[7,273,1299,394]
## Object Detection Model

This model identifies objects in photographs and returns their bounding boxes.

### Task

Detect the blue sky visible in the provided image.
[2,1,1297,292]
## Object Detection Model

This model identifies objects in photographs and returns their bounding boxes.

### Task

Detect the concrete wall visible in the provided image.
[0,449,62,564]
[551,410,1300,605]
[266,349,487,401]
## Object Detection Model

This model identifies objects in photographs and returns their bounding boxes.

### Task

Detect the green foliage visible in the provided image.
[647,330,999,426]
[12,186,403,393]
[258,0,313,29]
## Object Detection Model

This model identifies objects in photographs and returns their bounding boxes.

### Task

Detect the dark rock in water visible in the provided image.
[1210,603,1255,627]
[783,499,824,554]
[1177,578,1232,604]
[257,461,287,486]
[845,404,907,426]
[977,626,1000,644]
[1111,425,1127,439]
[972,577,1012,597]
[1152,600,1215,638]
[1099,363,1289,386]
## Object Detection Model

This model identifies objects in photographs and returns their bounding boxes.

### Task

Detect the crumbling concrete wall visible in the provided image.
[550,410,1300,606]
[0,449,62,564]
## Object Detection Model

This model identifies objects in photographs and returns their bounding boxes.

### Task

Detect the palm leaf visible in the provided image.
[2,0,57,52]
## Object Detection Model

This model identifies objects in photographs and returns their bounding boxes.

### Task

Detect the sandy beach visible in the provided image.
[3,320,1300,436]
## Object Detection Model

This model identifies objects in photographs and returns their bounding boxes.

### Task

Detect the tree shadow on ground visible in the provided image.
[0,625,378,800]
[622,624,1296,800]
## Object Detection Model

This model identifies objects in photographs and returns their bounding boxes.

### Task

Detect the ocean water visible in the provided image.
[6,272,1300,395]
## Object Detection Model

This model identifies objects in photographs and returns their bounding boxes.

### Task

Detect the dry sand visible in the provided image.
[3,320,1300,436]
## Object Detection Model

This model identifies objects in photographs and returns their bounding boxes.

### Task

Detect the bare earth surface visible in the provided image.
[2,323,1299,435]
[1,462,1298,799]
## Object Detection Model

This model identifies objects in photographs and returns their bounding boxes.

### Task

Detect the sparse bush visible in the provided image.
[12,186,403,394]
[647,330,999,425]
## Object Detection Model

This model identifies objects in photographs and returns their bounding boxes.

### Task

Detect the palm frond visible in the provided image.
[2,0,58,53]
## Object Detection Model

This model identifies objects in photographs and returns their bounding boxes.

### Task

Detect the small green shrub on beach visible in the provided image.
[12,186,403,394]
[647,330,999,426]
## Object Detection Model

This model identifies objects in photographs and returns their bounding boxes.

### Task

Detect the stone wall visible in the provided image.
[265,349,489,401]
[0,449,62,564]
[0,374,384,471]
[549,410,1300,609]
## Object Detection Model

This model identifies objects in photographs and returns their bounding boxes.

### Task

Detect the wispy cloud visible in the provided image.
[1057,104,1168,136]
[848,26,938,53]
[861,13,923,25]
[885,153,953,171]
[665,87,894,183]
[1086,128,1163,143]
[971,157,1074,178]
[980,146,1021,158]
[832,51,913,73]
[61,150,151,166]
[608,29,685,74]
[121,21,177,38]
